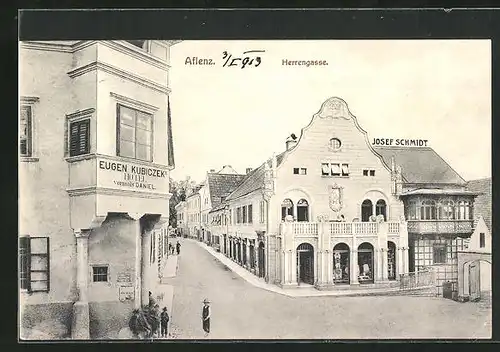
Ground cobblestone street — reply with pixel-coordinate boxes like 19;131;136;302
169;239;491;340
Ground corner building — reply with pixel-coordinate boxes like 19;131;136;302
209;97;479;292
19;40;178;339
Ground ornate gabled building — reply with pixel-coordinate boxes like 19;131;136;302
208;97;481;294
19;40;179;339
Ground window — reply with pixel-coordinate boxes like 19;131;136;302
297;199;309;222
69;119;90;157
237;207;242;224
341;164;349;176
20;105;33;156
19;237;50;292
421;200;437;220
480;233;485;248
117;104;153;161
433;244;447;264
242;206;247;224
363;169;376;177
321;163;330;176
281;199;294;221
248;204;253;224
369;170;375;176
363;170;369;176
330;138;342;150
375;199;387;221
406;200;418;220
259;201;265;223
293;168;299;174
438;200;454;220
92;266;109;282
294;168;307;175
456;201;471;220
331;163;341;176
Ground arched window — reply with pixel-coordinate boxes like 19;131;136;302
438;200;454;220
281;199;294;221
297;199;309;222
456;200;471;220
420;200;437;220
361;199;373;222
375;199;387;221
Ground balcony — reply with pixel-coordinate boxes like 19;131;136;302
407;220;474;234
283;221;403;237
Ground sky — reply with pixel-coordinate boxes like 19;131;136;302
168;40;491;184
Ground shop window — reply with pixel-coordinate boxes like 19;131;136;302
433;244;447;264
117;104;153;162
92;266;109;282
19;236;50;293
480;233;485;248
20;105;33;157
281;199;294;221
420;200;437;220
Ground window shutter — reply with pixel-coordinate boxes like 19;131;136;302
19;237;31;291
69;119;90;157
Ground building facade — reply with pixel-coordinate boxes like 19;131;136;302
186;185;202;240
19;40;178;339
208;97;481;292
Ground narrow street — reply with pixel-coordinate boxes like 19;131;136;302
169;238;491;340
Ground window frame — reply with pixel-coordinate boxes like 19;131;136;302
20;105;33;157
433;244;447;264
19;236;50;293
479;233;485;248
248;204;253;224
68;118;91;157
91;265;110;283
116;103;154;162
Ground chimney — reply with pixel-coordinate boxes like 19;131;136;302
246;168;253;174
285;134;298;150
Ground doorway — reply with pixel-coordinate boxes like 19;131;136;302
297;243;314;285
258;242;265;278
469;261;480;301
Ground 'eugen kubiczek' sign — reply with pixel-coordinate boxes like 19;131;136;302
98;159;167;191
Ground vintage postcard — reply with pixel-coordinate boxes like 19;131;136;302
18;39;491;340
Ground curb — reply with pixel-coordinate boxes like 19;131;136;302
194;239;434;298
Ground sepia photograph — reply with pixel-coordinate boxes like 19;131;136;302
18;38;491;341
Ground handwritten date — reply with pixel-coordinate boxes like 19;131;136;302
222;50;265;68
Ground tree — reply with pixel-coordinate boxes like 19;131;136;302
169;176;196;228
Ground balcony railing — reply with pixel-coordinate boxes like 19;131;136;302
407;220;474;234
292;222;319;235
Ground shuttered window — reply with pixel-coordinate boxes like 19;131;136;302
69;119;90;156
19;237;50;293
20;105;32;156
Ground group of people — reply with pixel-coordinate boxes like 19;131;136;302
168;241;181;256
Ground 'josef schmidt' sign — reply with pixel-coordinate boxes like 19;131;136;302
372;138;428;147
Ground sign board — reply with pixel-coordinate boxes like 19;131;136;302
117;272;132;284
119;285;135;302
97;157;169;194
372;138;428;147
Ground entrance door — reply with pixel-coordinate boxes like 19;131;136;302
258;242;265;278
297;243;314;285
358;242;374;283
469;261;481;301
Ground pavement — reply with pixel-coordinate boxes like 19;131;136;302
195;240;432;298
168;238;492;340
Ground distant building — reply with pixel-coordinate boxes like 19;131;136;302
207;97;481;293
175;201;187;237
186;185;203;240
19;40;179;339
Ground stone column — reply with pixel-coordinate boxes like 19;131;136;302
397;246;404;279
350;249;359;285
381;248;389;281
72;229;91;340
141;230;152;306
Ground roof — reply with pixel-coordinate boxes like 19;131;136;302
467;177;492;232
207;173;247;208
400;189;480;197
186;184;203;198
226;152;286;200
373;146;466;185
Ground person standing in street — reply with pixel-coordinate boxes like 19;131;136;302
160;307;170;338
202;298;211;337
176;241;181;255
